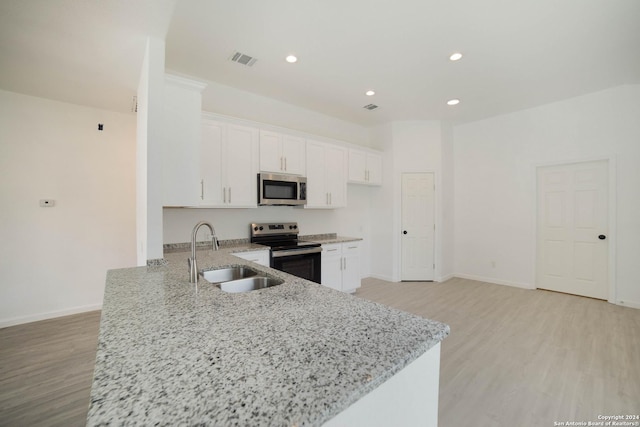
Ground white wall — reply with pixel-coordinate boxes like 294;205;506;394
440;121;455;280
198;78;372;147
369;123;395;281
163;185;374;277
137;37;166;264
369;121;449;282
453;84;640;307
0;90;137;327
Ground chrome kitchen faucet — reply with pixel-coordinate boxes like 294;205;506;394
189;221;219;283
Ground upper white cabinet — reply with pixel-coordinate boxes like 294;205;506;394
259;130;306;175
305;140;347;209
162;74;207;206
348;149;382;185
200;119;259;208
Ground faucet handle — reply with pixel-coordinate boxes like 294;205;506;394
212;235;219;251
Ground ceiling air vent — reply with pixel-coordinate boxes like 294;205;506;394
230;51;257;67
363;104;379;110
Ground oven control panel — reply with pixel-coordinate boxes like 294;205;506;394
251;222;299;237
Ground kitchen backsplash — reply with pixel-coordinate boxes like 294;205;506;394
162;186;371;244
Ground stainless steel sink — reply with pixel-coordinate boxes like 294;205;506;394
219;276;284;293
201;267;258;284
200;267;284;293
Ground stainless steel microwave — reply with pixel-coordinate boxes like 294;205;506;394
258;173;307;206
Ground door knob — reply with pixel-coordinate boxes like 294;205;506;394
403;230;408;235
598;235;606;240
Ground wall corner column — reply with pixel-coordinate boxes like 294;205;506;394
136;37;166;265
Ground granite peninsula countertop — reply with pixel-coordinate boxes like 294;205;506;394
299;233;362;245
87;245;449;427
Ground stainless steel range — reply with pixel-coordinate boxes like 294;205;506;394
250;222;321;283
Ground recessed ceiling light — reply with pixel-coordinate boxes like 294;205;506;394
285;55;298;63
365;90;375;96
447;99;460;106
449;52;463;61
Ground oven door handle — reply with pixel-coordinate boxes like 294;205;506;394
271;247;322;258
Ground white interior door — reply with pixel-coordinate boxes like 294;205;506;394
536;160;609;299
401;173;435;281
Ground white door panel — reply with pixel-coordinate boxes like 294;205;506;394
401;173;435;281
536;160;608;299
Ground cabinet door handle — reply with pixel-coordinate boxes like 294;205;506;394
348;246;357;249
327;248;338;252
200;179;204;200
344;257;347;269
329;193;332;205
229;187;231;203
223;187;227;204
284;157;287;171
280;156;284;171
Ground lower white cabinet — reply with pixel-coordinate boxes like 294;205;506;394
321;241;361;292
233;250;270;267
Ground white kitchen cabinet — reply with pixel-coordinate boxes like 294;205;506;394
233;250;270;267
348;149;382;185
321;241;362;292
341;242;362;292
200;119;259;207
305;141;346;208
321;243;343;291
162;74;207;206
259;130;305;175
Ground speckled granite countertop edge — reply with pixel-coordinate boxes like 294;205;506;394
89;243;449;427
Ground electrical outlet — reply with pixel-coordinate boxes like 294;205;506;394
39;199;55;207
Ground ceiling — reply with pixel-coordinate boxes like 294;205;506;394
0;0;177;113
1;0;639;126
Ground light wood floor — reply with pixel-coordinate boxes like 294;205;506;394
1;279;639;427
356;277;640;426
0;310;100;427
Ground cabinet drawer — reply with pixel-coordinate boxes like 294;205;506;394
322;243;342;256
342;241;361;253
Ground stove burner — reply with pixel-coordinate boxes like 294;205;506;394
249;222;322;283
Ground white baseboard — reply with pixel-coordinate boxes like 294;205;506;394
0;304;102;328
615;299;640;310
453;273;535;290
368;273;396;282
437;274;455;283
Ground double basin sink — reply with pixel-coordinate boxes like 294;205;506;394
200;266;283;293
